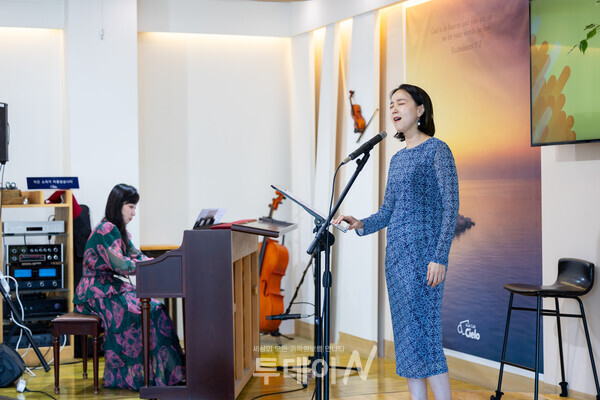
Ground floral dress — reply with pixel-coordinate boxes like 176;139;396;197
73;221;185;390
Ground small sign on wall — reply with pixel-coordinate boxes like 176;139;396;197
27;177;79;190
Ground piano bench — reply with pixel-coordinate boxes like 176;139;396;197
51;312;103;395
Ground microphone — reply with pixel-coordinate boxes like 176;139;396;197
266;313;310;321
342;131;387;164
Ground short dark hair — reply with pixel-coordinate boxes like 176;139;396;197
104;183;139;253
390;84;435;141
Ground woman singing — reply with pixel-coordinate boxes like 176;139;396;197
333;84;459;400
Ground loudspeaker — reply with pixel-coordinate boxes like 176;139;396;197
0;103;8;164
0;343;25;387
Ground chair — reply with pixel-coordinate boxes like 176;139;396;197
51;312;103;394
491;258;600;400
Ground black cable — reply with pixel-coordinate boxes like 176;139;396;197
250;385;307;400
249;375;308;400
323;162;343;321
284;369;307;386
47;214;56;243
0;164;4;284
292;301;315;307
307;161;343;398
326;162;344;259
283;256;315;315
329;163;344;224
249;365;309;400
24;388;58;399
0;163;5;222
26;346;52;369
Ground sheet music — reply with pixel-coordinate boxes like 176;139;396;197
194;208;226;228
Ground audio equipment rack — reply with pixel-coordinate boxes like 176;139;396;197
0;190;75;365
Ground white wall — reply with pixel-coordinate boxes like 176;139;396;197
0;27;64;185
541;143;600;395
137;31;293;335
333;11;381;343
137;33;190;245
136;0;406;38
0;0;141;231
0;1;140;236
137;0;291;37
310;23;342;340
137;32;292;246
289;31;317;323
0;0;63;29
290;0;406;36
64;0;141;240
0;27;64;228
290;10;384;347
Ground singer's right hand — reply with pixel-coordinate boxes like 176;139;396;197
332;215;363;230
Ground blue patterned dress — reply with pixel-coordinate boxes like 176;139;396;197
358;137;459;379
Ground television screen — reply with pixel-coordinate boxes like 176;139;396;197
530;0;600;146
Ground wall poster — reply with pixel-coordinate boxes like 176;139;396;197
405;0;542;369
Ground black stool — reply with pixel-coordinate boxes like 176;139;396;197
491;258;600;400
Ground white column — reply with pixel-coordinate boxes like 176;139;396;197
312;23;342;341
289;31;318;329
334;11;381;343
64;0;140;240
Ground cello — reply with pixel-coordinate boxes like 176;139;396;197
258;191;289;333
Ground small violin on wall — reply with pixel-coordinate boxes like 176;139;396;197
349;90;379;142
349;90;366;134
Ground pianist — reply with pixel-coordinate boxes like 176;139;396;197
73;183;185;391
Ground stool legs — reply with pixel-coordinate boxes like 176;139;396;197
576;298;600;399
51;314;102;395
534;295;541;400
53;333;100;395
493;294;600;400
554;298;568;397
492;292;515;400
53;334;60;394
93;333;99;394
82;335;88;379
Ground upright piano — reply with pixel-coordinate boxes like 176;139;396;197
136;227;262;399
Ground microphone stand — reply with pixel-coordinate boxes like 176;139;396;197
307;151;371;400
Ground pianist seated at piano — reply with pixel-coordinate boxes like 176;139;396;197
73;183;185;391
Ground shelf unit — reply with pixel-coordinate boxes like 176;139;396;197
0;190;74;364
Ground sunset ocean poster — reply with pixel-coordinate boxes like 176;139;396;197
406;0;542;367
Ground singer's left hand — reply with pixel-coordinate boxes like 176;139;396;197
427;262;446;287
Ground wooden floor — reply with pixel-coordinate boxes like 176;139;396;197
0;337;580;400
